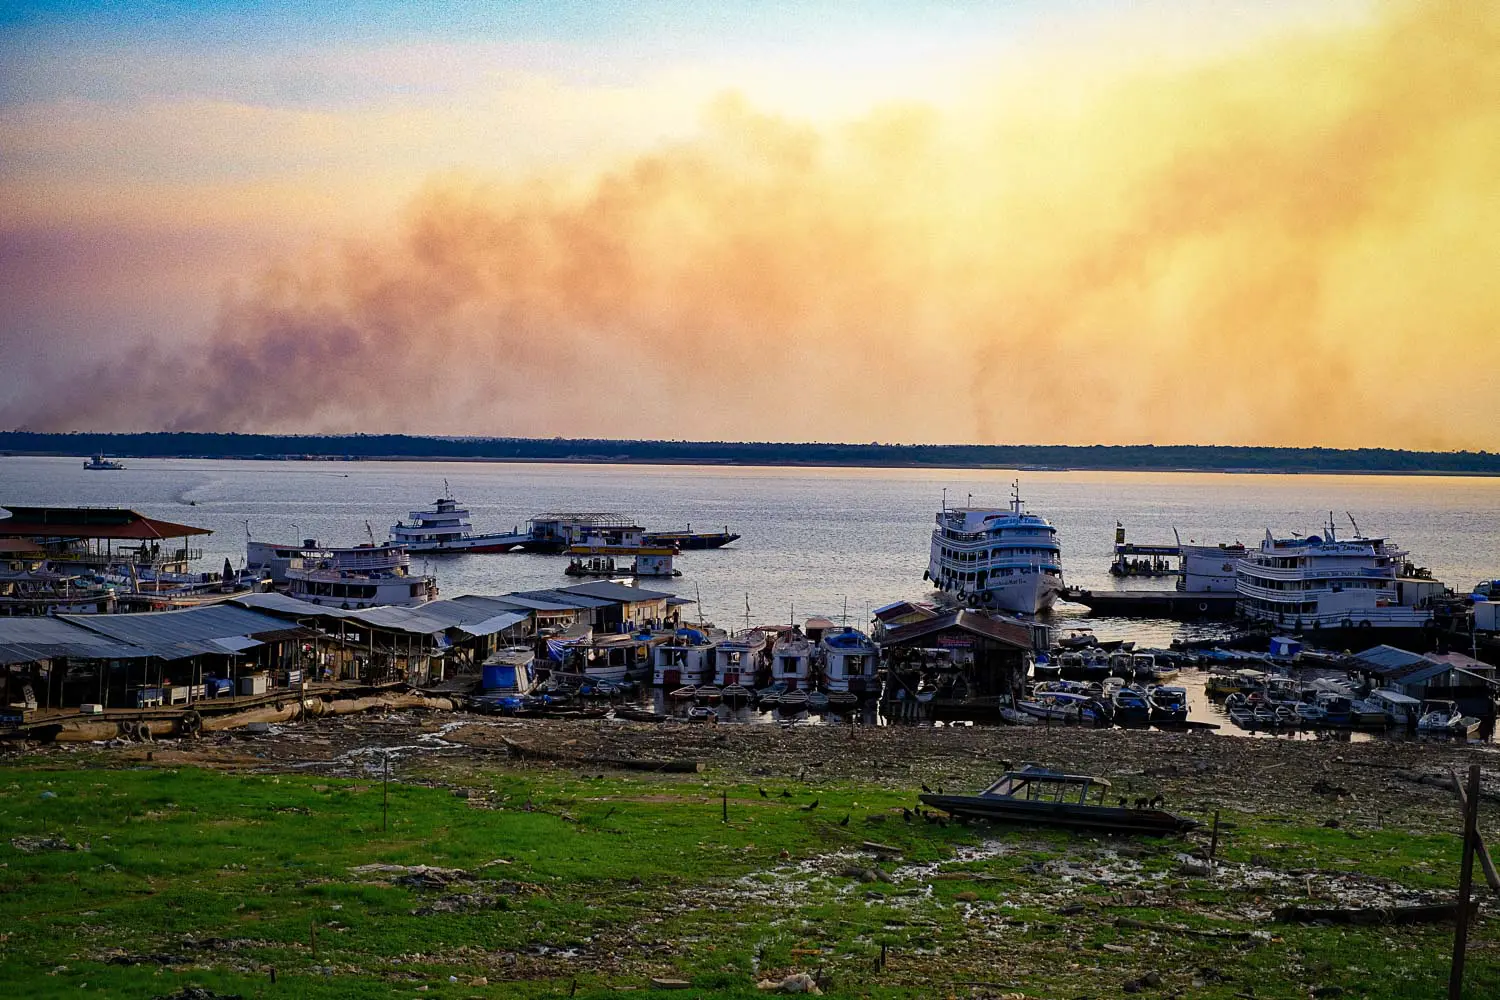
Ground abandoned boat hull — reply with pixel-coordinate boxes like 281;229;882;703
918;793;1199;835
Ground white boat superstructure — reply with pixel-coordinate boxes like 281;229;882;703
390;488;527;554
770;629;816;690
926;481;1063;615
712;629;769;686
819;626;878;694
283;542;437;609
1236;516;1447;630
652;627;724;686
1178;543;1246;592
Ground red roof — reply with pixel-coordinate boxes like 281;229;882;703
0;506;211;540
879;609;1034;650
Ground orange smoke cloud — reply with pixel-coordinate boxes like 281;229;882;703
5;0;1498;449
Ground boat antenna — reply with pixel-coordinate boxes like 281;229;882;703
842;594;849;625
941;487;947;513
695;582;705;628
1346;511;1361;537
744;592;751;633
1011;479;1022;513
443;478;451;499
243;519;252;541
366;521;377;546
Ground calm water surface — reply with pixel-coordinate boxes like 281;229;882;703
3;457;1496;644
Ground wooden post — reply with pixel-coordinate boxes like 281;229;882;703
722;789;728;824
383;753;390;832
1209;811;1221;868
1449;764;1480;1000
1448;768;1500;894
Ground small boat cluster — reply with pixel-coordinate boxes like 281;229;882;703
1204;667;1480;736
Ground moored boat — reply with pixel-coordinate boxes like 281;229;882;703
390;488;528;554
1148;685;1189;726
925;481;1064;615
919;766;1199;835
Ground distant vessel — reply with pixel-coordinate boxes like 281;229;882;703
390;487;527;554
83;454;125;470
1236;514;1448;631
925;481;1063;615
642;525;741;549
1066;536;1244;619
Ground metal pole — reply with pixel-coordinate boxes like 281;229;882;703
1449;764;1481;999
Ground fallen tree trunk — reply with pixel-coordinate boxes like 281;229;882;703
499;735;703;773
1273;902;1471;926
1114;916;1256;940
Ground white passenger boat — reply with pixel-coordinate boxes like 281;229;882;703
390;488;527;554
1236;515;1448;631
283;542;437;609
652;627;723;687
818;626;878;694
1416;700;1479;737
925;481;1063;615
712;629;769;687
770;629;816;691
83;454;125;470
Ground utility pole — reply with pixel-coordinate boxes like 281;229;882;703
1449;764;1480;999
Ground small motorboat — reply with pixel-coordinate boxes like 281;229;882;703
778;689;809;711
1295;702;1327;725
1033;653;1063;682
999;705;1037;726
920;766;1200;835
826;690;858;708
1111;685;1152;728
1148;685;1189;726
1058;630;1097;650
1417;700;1479;737
721;683;753;707
668;685;698;701
686;705;718;721
806;690;830;712
694;685;723;705
756;681;788;707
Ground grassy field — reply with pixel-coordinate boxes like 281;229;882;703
1;757;1494;999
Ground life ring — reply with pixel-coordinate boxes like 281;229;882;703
138;722;153;742
1198;602;1208;613
181;711;202;735
119;721;138;741
274;700;286;713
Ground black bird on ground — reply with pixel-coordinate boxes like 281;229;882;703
901;807;913;823
780;789;792;798
838;814;850;827
758;787;769;798
802;799;819;812
1148;794;1165;809
1133;796;1149;809
936;786;943;795
1118;797;1128;808
920;783;933;793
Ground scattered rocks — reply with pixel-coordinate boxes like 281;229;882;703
10;835;83;853
757;972;823;994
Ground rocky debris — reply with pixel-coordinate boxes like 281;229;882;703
10;835;84;853
152;990;244;1000
411;893;509;916
757;972;823;994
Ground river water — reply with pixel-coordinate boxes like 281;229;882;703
4;455;1498;735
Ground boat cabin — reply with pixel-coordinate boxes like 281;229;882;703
980;766;1112;806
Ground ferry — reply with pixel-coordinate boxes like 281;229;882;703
769;628;816;690
390;488;528;554
925;481;1064;615
652;627;723;687
83;454;125;470
283;542;437;608
1235;515;1448;632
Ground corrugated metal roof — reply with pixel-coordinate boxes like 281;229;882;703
457;611;529;637
60;605;292;661
1351;644;1432;673
0;617;147;665
234;592;359;619
557;581;676;603
512;589;615;610
879;609;1033;650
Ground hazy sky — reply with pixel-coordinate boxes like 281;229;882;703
2;1;1497;449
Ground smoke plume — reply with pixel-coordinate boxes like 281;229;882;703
4;1;1498;449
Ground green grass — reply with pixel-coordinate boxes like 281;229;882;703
0;763;1494;998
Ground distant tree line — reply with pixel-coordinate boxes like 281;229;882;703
2;431;1497;475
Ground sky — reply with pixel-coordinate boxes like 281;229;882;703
2;0;1497;449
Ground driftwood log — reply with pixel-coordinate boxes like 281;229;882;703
499;735;703;773
1114;916;1255;940
1273;902;1472;926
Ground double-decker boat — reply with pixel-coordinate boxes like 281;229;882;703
283;542;437;608
390;488;528;554
1235;515;1448;632
925;481;1063;615
818;626;878;694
